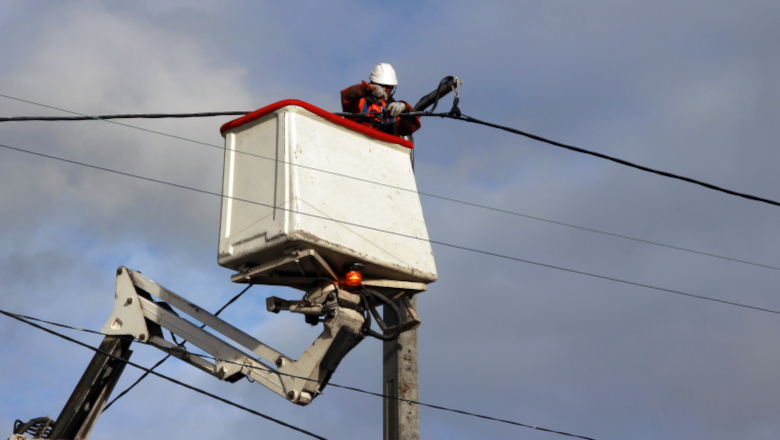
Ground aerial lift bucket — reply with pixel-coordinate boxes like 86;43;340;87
217;100;438;286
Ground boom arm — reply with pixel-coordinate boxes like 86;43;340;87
102;267;366;406
9;255;427;440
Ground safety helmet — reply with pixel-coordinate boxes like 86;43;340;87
369;63;398;86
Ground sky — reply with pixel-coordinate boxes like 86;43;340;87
1;1;780;439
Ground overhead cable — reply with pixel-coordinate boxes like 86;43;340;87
102;354;170;412
195;353;598;439
2;141;779;318
0;95;776;273
346;110;780;209
7;313;104;335
2;92;774;208
5;310;599;440
0;309;328;440
0;111;250;122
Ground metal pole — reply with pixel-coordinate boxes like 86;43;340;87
383;296;419;440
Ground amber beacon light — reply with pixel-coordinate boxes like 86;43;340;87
343;263;365;287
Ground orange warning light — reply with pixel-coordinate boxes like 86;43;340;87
345;271;363;287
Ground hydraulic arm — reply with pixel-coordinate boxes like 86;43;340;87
10;255;424;440
103;266;366;405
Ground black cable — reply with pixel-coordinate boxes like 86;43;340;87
102;354;171;411
0;309;327;440
103;284;254;411
211;284;253;318
192;353;598;440
453;112;780;208
421;111;780;209
6;310;599;440
2;141;778;317
360;287;401;341
0;112;250;122
6;313;104;335
337;110;780;208
13;417;54;438
428;76;452;113
4;98;780;269
1;91;776;208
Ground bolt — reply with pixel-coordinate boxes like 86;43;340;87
125;297;133;305
116;268;122;275
275;357;284;367
138;334;146;341
287;391;295;399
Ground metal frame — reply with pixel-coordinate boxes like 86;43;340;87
101;267;365;406
93;249;425;408
232;248;425;331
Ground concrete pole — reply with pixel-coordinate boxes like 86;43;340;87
383;296;419;440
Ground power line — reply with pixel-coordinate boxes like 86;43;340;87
4;310;600;440
102;354;170;411
2;95;774;209
2;141;779;318
194;354;598;439
7;313;104;335
0;112;250;122
342;109;780;208
212;284;253;316
405;190;780;272
0;309;328;440
2;95;777;273
432;112;780;208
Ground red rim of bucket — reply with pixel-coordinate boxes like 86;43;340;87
220;99;414;149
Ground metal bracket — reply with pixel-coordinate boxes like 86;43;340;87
231;248;338;290
365;295;421;333
451;77;462;98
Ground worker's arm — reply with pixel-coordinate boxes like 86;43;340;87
394;100;421;136
341;83;372;113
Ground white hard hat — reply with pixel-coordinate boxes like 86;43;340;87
369;63;398;86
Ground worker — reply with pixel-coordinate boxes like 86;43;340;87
340;63;421;137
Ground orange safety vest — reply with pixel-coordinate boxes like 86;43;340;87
340;83;421;137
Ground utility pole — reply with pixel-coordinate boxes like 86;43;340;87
383;297;419;440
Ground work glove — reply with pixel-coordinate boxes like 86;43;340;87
367;83;387;101
387;102;407;118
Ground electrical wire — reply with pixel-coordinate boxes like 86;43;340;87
5;313;104;335
2;141;779;319
103;284;254;411
0;309;328;440
102;354;171;411
0;112;250;122
343;110;780;209
212;284;253;317
2;310;600;440
192;354;598;439
1;94;778;273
